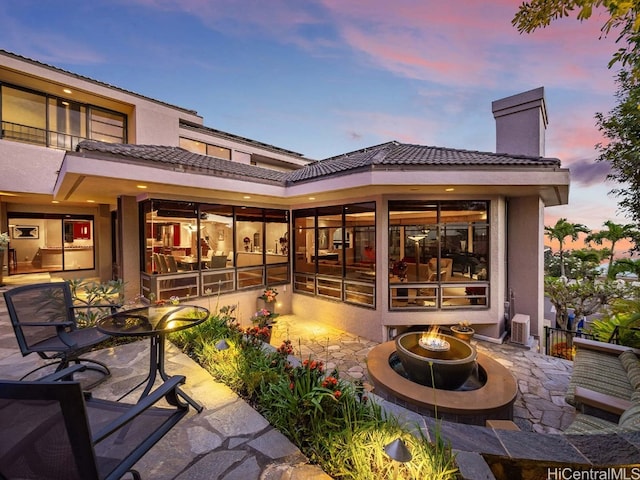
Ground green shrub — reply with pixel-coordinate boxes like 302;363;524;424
588;298;640;348
67;278;124;327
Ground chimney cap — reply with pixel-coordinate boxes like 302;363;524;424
492;87;547;126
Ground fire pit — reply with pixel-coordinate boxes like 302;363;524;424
395;330;477;390
418;328;451;352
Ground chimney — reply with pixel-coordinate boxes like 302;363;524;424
492;87;547;157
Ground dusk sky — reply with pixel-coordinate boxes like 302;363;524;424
0;0;631;231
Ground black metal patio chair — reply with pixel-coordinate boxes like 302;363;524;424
3;282;117;383
0;368;190;479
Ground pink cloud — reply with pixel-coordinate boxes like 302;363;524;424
123;0;621;95
318;0;618;92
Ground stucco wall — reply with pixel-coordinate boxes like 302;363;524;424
133;103;183;146
292;293;385;343
0;140;64;194
96;204;113;281
507;196;544;339
117;196;141;301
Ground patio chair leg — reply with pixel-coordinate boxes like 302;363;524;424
63;357;111;378
127;468;142;480
19;361;65;381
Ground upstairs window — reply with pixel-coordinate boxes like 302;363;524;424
0;83;126;149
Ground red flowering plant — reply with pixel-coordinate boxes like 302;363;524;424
251;308;279;327
260;356;357;449
267;339;295;371
244;325;271;346
259;287;279;303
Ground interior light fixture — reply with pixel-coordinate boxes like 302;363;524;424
86;200;95;203
136;185;148;189
308;197;316;200
51;200;60;204
445;187;455;192
407;234;427;244
243;195;251;199
61;101;69;106
63;88;72;94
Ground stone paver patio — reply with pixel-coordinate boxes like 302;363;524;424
0;274;587;479
271;315;576;433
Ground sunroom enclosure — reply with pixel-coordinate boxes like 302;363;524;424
388;200;489;309
139;199;289;302
293;202;376;307
138;198;490;311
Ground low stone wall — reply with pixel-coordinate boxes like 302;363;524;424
370;390;640;480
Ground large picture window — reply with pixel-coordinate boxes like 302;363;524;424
7;213;95;274
139;199;289;301
388;200;489;309
1;83;126;150
293;202;376;308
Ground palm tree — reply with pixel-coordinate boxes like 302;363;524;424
609;258;640;278
585;220;638;277
571;248;605;279
545;218;591;277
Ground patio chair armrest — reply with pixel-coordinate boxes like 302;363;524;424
21;320;74;328
38;364;87;382
70;303;123;314
574;386;633;416
91;375;188;443
21;321;78;348
573;337;640;356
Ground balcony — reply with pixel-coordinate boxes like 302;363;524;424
1;121;87;151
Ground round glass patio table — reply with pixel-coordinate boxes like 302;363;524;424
97;304;209;412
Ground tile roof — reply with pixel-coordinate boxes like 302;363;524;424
76;140;562;186
180;121;307;159
285;141;562;183
76;141;288;185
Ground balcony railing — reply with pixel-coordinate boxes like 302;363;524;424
544;326;595;360
1;121;87;151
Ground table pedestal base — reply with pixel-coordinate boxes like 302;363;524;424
119;333;203;412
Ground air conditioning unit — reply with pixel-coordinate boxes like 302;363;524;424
511;314;530;345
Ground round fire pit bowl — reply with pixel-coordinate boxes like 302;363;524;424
395;331;477;390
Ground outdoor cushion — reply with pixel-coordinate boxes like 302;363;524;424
618;391;640;429
619;350;639;371
619;350;640;390
565;391;640;434
619;402;640;429
566;348;634;406
564;414;620;435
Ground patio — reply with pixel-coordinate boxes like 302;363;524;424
269;315;577;434
0;276;580;478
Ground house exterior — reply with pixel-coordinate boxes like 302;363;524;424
0;50;569;343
